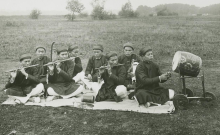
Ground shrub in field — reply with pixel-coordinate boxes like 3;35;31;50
66;0;85;21
78;12;89;18
5;21;17;27
91;6;116;20
29;9;41;19
91;0;116;20
64;14;76;21
119;1;139;18
157;8;178;16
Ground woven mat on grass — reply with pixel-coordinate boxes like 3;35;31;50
2;92;175;114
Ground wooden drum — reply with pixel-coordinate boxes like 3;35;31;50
172;51;202;77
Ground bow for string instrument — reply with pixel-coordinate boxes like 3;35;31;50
43;57;77;67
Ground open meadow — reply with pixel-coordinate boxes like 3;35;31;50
0;15;220;135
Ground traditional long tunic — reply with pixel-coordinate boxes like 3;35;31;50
72;57;83;77
118;54;141;86
85;55;107;82
95;65;126;102
135;60;169;104
5;67;40;96
31;56;51;83
47;60;80;95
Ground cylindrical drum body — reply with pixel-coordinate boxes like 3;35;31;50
172;51;202;77
82;95;95;103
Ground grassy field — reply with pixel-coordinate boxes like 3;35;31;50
0;15;220;135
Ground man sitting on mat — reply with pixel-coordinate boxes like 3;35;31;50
132;47;174;108
46;46;84;101
31;45;51;84
118;42;141;89
4;53;44;104
95;51;127;102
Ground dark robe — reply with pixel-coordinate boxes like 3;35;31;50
5;67;40;97
85;55;107;82
47;60;80;95
134;60;169;105
72;57;83;77
95;65;126;102
118;54;141;86
31;56;51;83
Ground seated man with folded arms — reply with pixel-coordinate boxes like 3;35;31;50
31;45;51;83
133;47;174;108
46;46;84;101
95;51;127;102
4;53;44;104
118;42;141;89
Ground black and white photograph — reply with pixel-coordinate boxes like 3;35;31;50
0;0;220;134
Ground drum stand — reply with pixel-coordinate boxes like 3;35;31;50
173;70;217;110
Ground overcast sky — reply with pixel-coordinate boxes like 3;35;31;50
0;0;220;15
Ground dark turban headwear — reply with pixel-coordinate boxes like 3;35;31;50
68;45;79;52
106;51;117;60
19;53;31;61
56;46;68;54
35;45;46;52
139;47;152;57
123;42;134;50
93;44;104;52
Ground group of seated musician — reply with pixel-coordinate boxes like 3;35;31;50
3;42;175;108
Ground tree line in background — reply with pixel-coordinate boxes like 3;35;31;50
30;0;220;20
137;3;220;17
66;0;138;20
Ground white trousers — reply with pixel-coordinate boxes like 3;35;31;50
72;72;92;89
169;89;175;99
7;83;44;104
91;82;128;99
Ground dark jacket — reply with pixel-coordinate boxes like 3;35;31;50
5;67;40;89
31;56;51;77
118;54;141;72
85;55;107;82
47;60;79;95
5;67;40;96
135;60;165;92
134;60;169;104
48;60;74;83
95;65;126;102
72;57;83;77
118;54;141;85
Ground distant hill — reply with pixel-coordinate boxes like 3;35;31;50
199;4;220;15
136;3;220;16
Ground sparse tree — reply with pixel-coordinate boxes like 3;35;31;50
66;0;85;21
30;9;41;19
119;1;138;18
91;0;116;20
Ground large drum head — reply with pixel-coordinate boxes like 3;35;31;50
172;51;181;72
172;51;202;77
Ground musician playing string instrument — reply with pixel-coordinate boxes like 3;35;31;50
31;45;50;83
118;42;141;88
95;51;127;102
132;47;174;108
4;53;44;103
46;47;84;101
85;44;107;82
